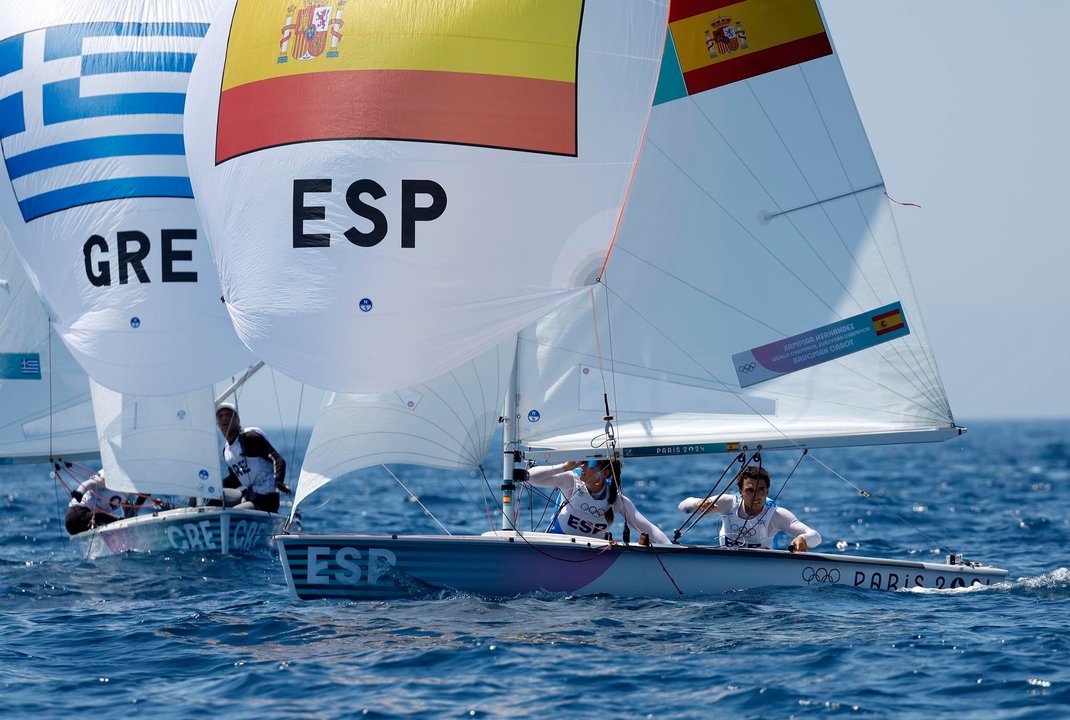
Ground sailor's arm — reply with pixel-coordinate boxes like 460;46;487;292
678;495;732;516
527;462;580;492
71;475;105;502
774;507;821;551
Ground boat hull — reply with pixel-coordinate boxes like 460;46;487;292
275;532;1009;601
71;507;286;560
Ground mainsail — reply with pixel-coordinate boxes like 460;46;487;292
185;0;670;393
515;0;957;457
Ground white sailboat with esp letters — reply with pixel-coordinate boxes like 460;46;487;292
184;0;1006;598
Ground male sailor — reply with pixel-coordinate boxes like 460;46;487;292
528;459;671;544
215;402;291;513
679;465;821;551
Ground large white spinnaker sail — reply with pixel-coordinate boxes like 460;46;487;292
0;226;96;461
185;0;670;393
517;1;956;457
0;1;254;396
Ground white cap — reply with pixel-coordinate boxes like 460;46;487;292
216;401;238;415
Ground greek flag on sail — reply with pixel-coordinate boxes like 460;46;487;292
0;353;41;380
0;22;206;222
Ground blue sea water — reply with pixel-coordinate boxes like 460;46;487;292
2;419;1068;719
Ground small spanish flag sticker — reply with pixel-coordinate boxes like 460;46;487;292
872;308;906;336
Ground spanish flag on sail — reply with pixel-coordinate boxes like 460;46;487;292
872;308;906;336
216;0;583;163
667;0;832;96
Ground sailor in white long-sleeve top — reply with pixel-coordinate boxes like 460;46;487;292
679;465;821;552
528;459;671;545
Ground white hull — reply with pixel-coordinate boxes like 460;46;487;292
71;507;286;560
276;531;1009;601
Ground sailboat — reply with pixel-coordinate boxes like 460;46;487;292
184;0;1007;598
0;225;97;463
0;1;285;558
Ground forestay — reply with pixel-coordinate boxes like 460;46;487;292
0;1;254;396
90;380;223;498
516;1;956;457
0;226;96;461
185;0;670;393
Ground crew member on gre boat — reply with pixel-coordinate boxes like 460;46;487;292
528;459;671;544
215;402;291;513
64;473;145;535
678;465;821;552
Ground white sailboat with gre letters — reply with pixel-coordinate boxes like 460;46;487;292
183;0;1006;598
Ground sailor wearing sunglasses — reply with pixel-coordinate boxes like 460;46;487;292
527;459;670;544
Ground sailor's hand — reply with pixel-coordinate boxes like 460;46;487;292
278;483;292;496
789;537;808;553
562;460;582;471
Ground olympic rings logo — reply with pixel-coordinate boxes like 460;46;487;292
580;503;605;517
729;525;758;537
738;362;756;373
801;567;841;584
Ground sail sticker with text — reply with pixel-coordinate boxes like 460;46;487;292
654;0;832;104
216;0;584;163
0;353;41;380
732;302;910;388
0;23;206;221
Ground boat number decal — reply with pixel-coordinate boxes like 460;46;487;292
801;567;840;584
527;410;540;422
166;520;219;551
305;546;398;585
732;301;910;388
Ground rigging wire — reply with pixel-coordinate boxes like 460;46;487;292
381;464;452;536
806;453;956;556
675;451;749;542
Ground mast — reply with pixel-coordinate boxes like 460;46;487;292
500;340;521;533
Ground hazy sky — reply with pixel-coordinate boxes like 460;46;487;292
229;2;1068;426
821;0;1069;419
